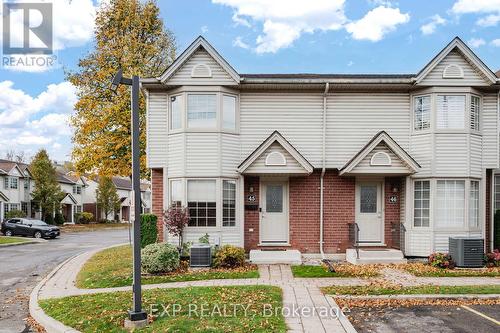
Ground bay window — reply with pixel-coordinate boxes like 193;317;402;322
414;95;430;131
436;95;465;129
470;95;480;131
223;180;236;227
170;95;183;130
170;179;183;207
187;180;216;227
223;95;236;130
187;94;217;128
413;180;430;227
469;181;479;228
435;180;465;228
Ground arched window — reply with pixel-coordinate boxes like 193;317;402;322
370;152;392;166
265;152;286;166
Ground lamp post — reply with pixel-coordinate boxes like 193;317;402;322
110;69;147;328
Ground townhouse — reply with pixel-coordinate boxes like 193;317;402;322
143;36;500;260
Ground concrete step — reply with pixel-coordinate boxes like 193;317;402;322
249;249;302;265
346;248;407;265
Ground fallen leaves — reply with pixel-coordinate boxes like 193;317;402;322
395;262;500;277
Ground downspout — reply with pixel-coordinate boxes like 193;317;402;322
320;82;330;259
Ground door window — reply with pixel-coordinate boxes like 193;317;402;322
360;185;377;213
266;185;283;213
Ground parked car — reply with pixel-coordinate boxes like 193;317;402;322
1;218;60;239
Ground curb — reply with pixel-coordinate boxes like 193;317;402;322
0;238;47;247
330;293;500;300
325;295;357;333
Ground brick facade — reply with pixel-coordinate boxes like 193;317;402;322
151;168;164;242
244;176;260;251
384;177;402;249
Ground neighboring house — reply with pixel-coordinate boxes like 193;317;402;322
0;159;33;222
143;36;500;259
83;176;151;222
55;167;87;224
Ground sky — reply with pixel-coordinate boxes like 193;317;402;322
1;0;500;162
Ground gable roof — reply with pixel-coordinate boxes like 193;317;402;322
415;37;497;85
238;131;314;174
0;160;26;177
60;192;77;205
340;131;420;175
158;36;240;84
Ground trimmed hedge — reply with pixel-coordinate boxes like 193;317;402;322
141;242;179;274
141;214;158;248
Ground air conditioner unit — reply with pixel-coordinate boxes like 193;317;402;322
449;237;484;268
190;244;212;267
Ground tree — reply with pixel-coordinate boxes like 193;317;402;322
69;0;176;178
96;176;121;221
5;150;27;163
163;205;190;248
30;150;65;222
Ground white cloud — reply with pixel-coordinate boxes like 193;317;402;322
0;81;76;161
467;37;486;48
476;14;500;27
346;6;410;42
420;15;447;35
213;0;347;53
201;26;209;34
491;39;500;47
233;36;250;49
347;60;354;67
451;0;500;14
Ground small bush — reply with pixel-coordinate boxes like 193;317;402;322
213;245;246;268
428;252;455;269
141;214;158;248
5;209;26;219
199;233;210;244
76;212;93;224
141;242;180;274
44;213;54;224
54;212;65;225
485;249;500;267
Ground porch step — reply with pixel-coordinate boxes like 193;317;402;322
249;249;302;265
346;248;407;265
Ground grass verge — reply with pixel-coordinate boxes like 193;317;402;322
61;223;129;233
0;236;31;245
40;285;286;333
399;263;500;277
291;264;379;278
322;284;500;296
77;245;259;289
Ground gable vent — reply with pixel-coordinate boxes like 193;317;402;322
191;63;212;78
265;152;286;166
370;152;392;166
442;64;464;79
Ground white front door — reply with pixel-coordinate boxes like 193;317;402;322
356;181;383;243
261;181;288;243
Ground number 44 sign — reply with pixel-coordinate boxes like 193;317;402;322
389;195;397;204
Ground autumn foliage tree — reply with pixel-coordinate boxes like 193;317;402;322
95;176;121;221
164;205;190;248
69;0;176;177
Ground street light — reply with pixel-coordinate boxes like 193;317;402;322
110;69;147;329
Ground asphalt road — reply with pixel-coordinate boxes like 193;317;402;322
350;304;500;333
0;229;129;333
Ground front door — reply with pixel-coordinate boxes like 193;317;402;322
261;181;288;243
356;181;383;243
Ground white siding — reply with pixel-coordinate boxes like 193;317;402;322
169;48;237;86
419;49;489;86
350;142;411;174
221;134;240;177
167;230;242;247
470;135;482;178
482;93;499;168
433;231;482;252
245;142;308;174
186;133;219;176
167;134;184;177
327;93;410;168
434;134;468;176
406;231;432;256
147;91;168;168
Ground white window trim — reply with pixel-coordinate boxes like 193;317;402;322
435;93;467;132
221;93;239;133
470;94;482;133
186;93;219;130
412;94;432;133
169;94;184;132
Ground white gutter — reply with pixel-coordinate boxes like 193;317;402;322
320;82;330;259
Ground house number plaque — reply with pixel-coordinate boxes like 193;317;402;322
389;195;397;203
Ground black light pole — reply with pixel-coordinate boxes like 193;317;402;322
111;69;147;327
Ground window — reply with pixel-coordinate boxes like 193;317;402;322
21;202;28;215
495;175;500;211
470;95;480;131
266;184;284;213
3;177;7;189
223;95;236;130
10;177;18;189
170;95;183;130
76;205;82;213
170;179;183;207
435;180;465;228
360;185;377;213
187;94;217;128
4;203;19;215
414;180;430;227
73;185;82;195
414;95;431;130
223;180;236;227
24;179;29;190
187;180;216;227
469;181;479;228
436;95;465;129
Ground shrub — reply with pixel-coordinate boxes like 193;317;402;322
485;249;500;267
44;213;54;224
5;209;26;219
199;233;210;244
428;252;455;269
141;214;158;248
213;245;246;268
163;205;189;247
141;243;180;274
54;212;65;225
75;212;93;224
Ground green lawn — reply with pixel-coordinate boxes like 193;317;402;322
291;264;379;278
77;245;259;289
40;286;286;333
322;284;500;296
401;263;500;277
0;236;31;245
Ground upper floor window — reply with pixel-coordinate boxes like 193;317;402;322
470;95;480;131
4;177;18;189
223;95;236;130
414;95;430;131
187;94;217;128
24;179;29;190
436;95;465;129
170;95;183;130
73;185;82;195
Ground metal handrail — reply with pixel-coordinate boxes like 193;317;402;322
350;222;383;259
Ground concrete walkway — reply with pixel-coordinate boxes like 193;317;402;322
32;249;500;333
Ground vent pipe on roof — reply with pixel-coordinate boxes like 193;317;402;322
320;82;329;259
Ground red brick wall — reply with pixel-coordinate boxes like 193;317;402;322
486;169;492;252
151;168;164;242
244;176;260;251
384;177;402;248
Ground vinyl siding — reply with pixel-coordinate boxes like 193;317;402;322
167;134;184;177
244;141;308;174
434;134;468;176
409;134;432;177
434;231;482;252
350;142;411;174
406;231;432;256
146;91;168;168
169;48;237;86
167;230;242;247
186;133;219;176
470;135;482;178
419;49;489;86
221;134;240;177
482;93;499;168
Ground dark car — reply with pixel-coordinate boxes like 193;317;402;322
1;218;60;239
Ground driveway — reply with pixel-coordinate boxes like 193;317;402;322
0;229;128;333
